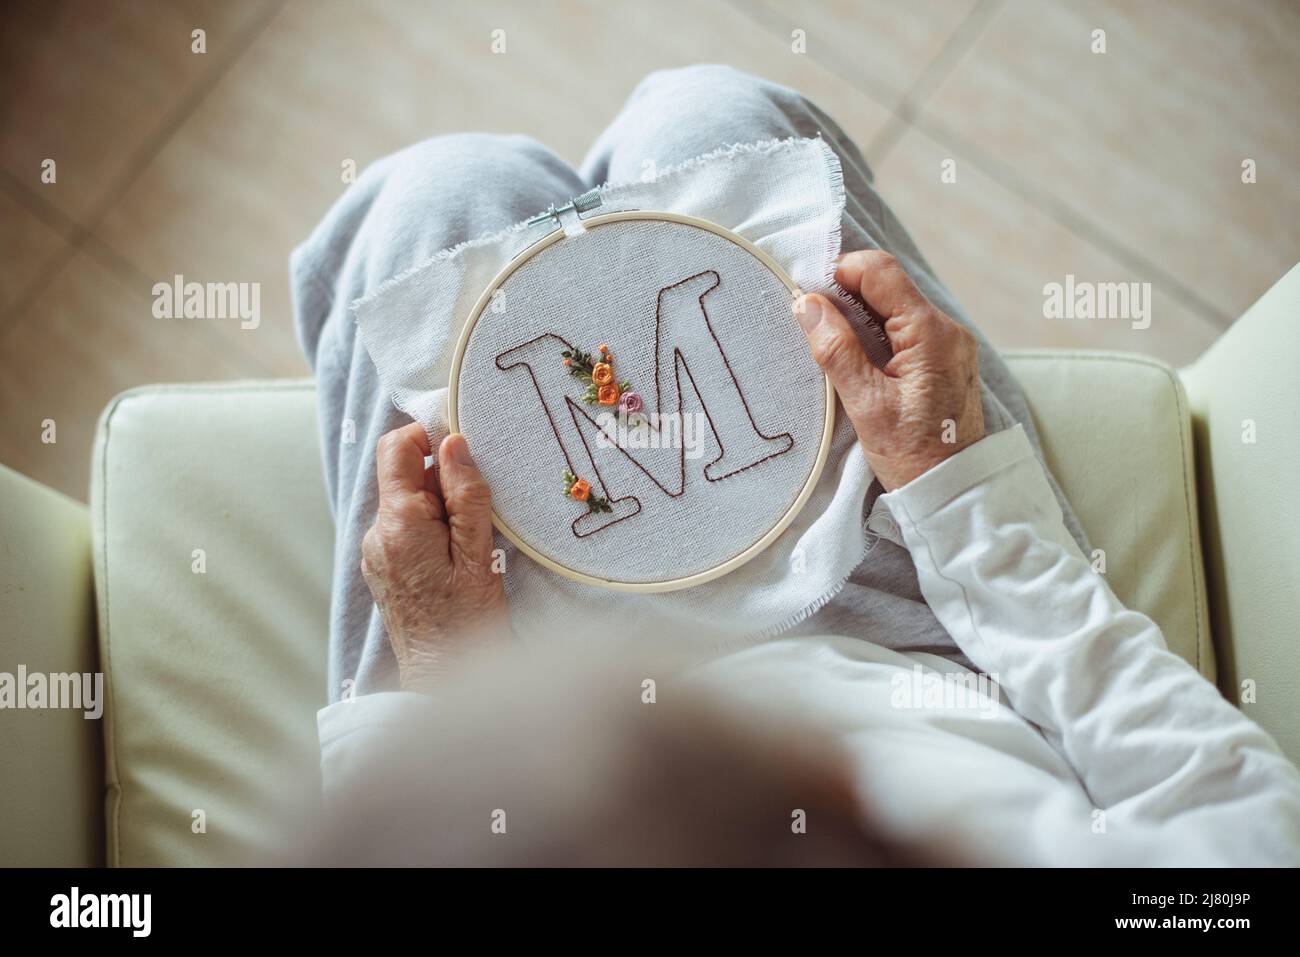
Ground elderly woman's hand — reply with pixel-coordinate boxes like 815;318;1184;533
794;250;986;491
361;424;509;691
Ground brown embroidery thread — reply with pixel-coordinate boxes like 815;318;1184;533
497;333;644;539
494;270;795;538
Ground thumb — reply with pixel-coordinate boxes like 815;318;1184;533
437;433;497;570
794;293;887;434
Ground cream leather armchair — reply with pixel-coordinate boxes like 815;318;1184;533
2;265;1297;867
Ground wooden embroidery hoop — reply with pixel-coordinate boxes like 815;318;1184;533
447;209;836;593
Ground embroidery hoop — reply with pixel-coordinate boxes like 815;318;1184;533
447;209;836;593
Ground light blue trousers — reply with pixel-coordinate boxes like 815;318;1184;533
291;65;1084;701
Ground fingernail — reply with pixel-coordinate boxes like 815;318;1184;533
837;251;865;279
793;295;823;332
446;433;474;466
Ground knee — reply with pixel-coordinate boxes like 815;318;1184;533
365;133;579;230
633;64;760;97
378;133;567;196
624;64;802;143
631;64;791;113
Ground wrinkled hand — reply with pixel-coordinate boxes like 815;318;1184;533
794;250;985;491
361;424;509;691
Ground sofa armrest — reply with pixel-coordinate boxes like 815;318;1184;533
1181;263;1300;764
0;464;104;866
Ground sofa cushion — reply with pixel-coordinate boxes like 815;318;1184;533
1006;352;1212;678
91;381;331;866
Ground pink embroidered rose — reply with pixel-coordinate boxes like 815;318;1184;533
619;391;643;414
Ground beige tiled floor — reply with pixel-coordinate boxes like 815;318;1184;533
922;0;1300;322
0;191;67;314
2;0;1297;500
0;0;273;223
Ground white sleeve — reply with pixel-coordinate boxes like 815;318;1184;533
317;691;436;804
879;425;1300;864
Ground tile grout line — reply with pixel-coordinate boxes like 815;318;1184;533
900;0;1231;327
908;110;1234;327
735;0;1232;330
0;245;79;351
862;0;1231;328
0;167;87;244
83;0;287;229
91;230;282;377
721;0;909;117
0;0;286;339
867;0;1004;165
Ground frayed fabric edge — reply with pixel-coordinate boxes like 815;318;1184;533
594;133;833;200
672;530;875;655
807;138;894;372
723;137;873;647
349;135;842;319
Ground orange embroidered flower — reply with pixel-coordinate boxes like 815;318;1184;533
591;362;614;386
597;383;621;405
570;478;591;502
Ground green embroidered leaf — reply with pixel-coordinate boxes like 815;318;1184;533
561;348;596;382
